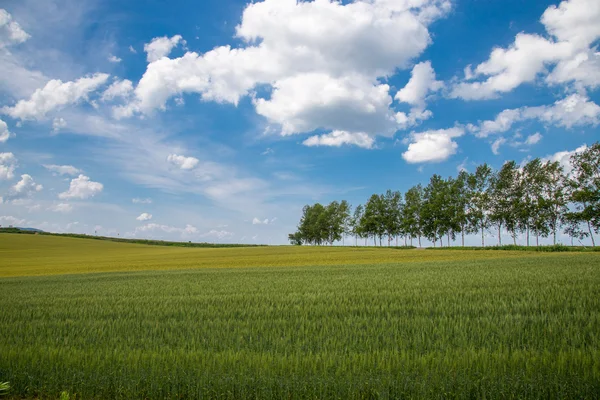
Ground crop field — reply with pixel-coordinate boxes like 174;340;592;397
0;234;599;399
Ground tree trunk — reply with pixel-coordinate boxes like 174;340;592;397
513;233;517;246
553;226;557;245
447;232;451;248
404;236;407;247
396;237;398;247
418;236;422;248
588;221;596;247
481;225;485;247
440;236;443;247
536;234;539;247
498;225;502;246
462;228;465;247
526;226;530;247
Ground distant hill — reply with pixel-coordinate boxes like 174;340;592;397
16;227;45;233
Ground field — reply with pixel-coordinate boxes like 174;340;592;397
0;234;599;399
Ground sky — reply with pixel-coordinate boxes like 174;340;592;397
0;0;599;246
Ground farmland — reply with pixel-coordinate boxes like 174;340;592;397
0;234;599;399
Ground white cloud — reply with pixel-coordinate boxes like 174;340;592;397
48;203;73;213
3;174;43;202
58;174;103;200
491;137;506;155
470;93;600;137
0;152;17;180
136;212;153;221
108;54;121;63
542;144;588;174
132;197;152;204
167;154;199;170
0;118;10;142
451;0;600;99
135;222;199;238
395;61;443;108
27;204;41;212
302;130;375;149
255;73;397;137
541;0;600;49
201;229;233;239
395;108;433;130
402;127;464;163
2;73;110;120
129;45;137;54
252;217;276;225
101;79;133;102
524;132;543;145
43;164;81;176
0;215;25;226
0;9;30;48
52;117;67;133
122;0;450;140
450;34;571;100
144;35;183;62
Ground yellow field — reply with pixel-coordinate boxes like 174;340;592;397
0;233;589;277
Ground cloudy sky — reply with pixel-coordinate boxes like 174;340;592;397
0;0;598;245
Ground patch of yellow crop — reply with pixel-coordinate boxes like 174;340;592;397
0;233;584;277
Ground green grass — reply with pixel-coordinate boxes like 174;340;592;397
0;235;599;399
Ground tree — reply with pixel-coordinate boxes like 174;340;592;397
351;204;365;246
288;232;303;245
403;185;424;247
363;194;386;246
565;143;600;247
468;164;493;247
422;175;450;247
490;161;521;245
383;190;403;246
450;171;471;247
538;161;567;245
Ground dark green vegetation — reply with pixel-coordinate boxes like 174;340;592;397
1;236;599;399
0;227;263;248
291;142;600;248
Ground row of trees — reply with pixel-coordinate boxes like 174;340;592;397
289;143;600;247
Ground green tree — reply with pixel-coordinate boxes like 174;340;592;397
490;161;521;245
467;164;493;247
565;143;600;247
402;185;424;247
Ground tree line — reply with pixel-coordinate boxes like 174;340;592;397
289;143;600;247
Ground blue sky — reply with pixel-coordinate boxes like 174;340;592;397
0;0;599;245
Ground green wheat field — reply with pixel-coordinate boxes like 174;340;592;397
1;234;599;399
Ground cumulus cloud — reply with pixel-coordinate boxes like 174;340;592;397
302;130;375;149
43;164;82;176
167;154;199;170
0;9;30;48
395;61;443;108
144;35;183;62
136;212;153;221
524;132;543;145
108;54;121;63
48;203;73;213
402;127;464;163
491;137;506;155
470;93;600;137
0;152;17;180
201;229;233;239
542;144;588;174
0;215;26;226
135;223;199;238
119;0;450;141
451;0;600;99
58;174;103;200
52;117;67;133
3;174;43;202
0;118;10;142
2;73;110;120
132;197;152;204
101;79;134;102
252;217;276;225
